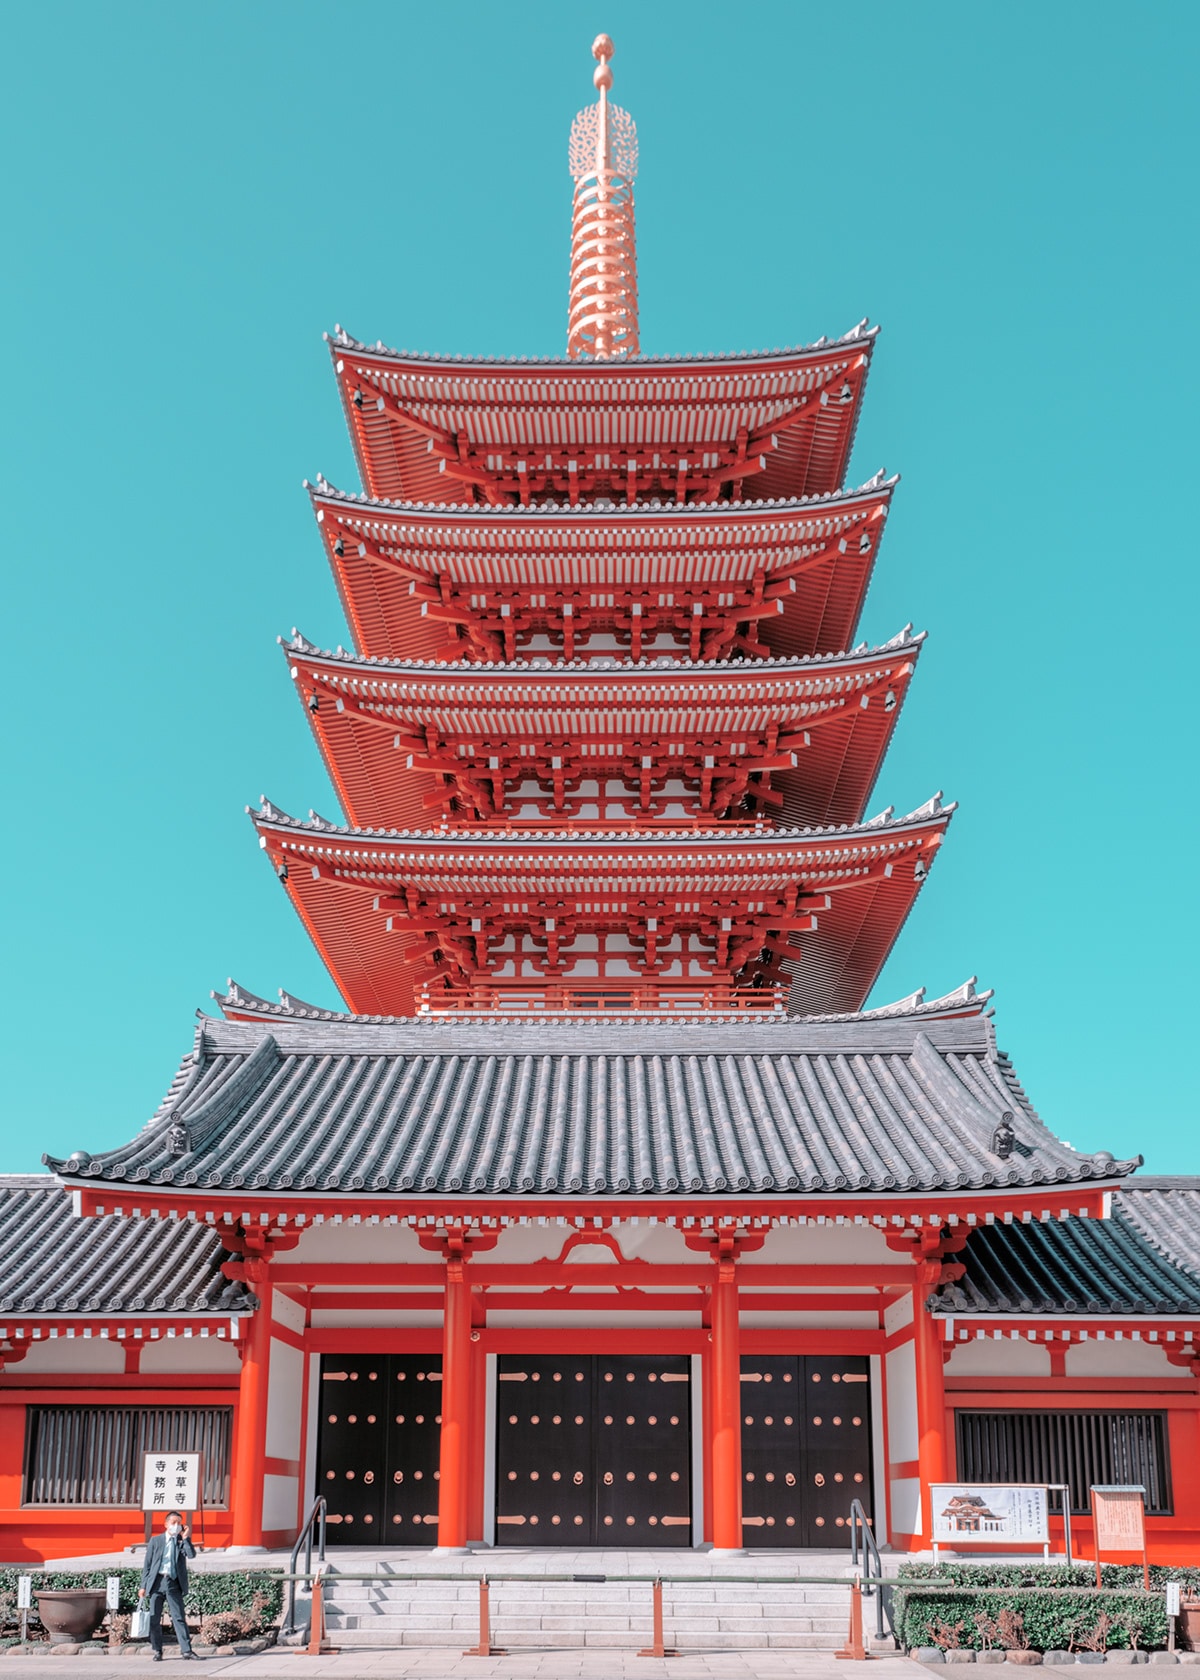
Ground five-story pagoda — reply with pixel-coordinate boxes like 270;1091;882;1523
253;34;949;1023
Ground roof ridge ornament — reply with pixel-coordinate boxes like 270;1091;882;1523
567;34;639;360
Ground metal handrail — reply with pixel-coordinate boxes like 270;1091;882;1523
282;1497;326;1637
849;1498;891;1640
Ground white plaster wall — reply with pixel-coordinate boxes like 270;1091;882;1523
885;1339;918;1462
891;1475;921;1535
309;1309;443;1328
272;1292;306;1334
741;1223;893;1264
739;1311;879;1328
488;1221;692;1264
1065;1339;1179;1377
944;1338;1052;1376
263;1472;299;1533
487;1310;701;1328
288;1223;428;1263
884;1293;914;1336
265;1340;304;1459
16;1338;126;1372
140;1337;241;1373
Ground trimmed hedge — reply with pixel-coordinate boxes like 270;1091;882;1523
898;1562;1200;1592
894;1586;1168;1653
891;1567;1190;1654
0;1566;282;1639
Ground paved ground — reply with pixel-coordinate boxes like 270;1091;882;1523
0;1654;916;1679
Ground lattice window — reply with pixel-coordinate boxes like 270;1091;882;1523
24;1406;232;1507
955;1409;1171;1515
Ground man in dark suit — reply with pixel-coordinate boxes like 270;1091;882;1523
139;1511;197;1660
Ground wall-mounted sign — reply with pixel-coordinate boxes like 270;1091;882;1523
141;1452;201;1512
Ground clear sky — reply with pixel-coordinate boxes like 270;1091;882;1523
2;1;1197;1175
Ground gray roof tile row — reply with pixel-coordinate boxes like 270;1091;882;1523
936;1186;1200;1315
0;1178;255;1315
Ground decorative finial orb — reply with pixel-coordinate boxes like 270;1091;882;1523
594;60;614;91
592;33;614;60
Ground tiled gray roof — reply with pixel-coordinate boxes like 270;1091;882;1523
44;1014;1136;1198
0;1178;255;1314
934;1185;1200;1315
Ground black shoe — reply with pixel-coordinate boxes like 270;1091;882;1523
151;1656;162;1663
181;1656;198;1662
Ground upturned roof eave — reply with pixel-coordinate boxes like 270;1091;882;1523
282;626;926;683
251;792;954;848
306;469;897;522
326;320;880;374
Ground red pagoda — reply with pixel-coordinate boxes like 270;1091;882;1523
253;33;947;1025
12;37;1196;1591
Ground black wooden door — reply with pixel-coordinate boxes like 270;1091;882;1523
382;1356;444;1541
740;1354;871;1547
495;1354;691;1546
316;1354;443;1545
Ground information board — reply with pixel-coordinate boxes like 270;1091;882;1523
931;1483;1050;1547
1091;1485;1148;1587
141;1451;201;1512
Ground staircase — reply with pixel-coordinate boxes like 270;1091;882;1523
315;1555;871;1651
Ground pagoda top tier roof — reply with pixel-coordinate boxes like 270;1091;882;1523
44;1006;1138;1200
328;320;878;370
329;323;876;505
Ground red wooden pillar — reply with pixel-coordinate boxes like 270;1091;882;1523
912;1260;947;1544
231;1258;271;1547
467;1327;487;1544
437;1245;472;1550
710;1249;743;1551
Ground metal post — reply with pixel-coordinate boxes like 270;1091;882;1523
305;1572;324;1657
464;1576;504;1657
835;1576;871;1662
638;1577;678;1658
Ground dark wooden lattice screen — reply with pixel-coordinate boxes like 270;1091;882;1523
955;1410;1170;1515
24;1407;232;1507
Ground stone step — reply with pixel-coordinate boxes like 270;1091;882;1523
313;1567;864;1651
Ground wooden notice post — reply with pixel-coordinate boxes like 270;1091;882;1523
1091;1486;1149;1590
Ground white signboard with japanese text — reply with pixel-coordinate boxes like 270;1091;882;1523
931;1483;1050;1546
141;1451;201;1512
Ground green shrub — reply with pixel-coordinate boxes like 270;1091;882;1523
0;1566;282;1639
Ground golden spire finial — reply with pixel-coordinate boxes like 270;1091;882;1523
567;33;639;360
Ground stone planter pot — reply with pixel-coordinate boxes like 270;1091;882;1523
1179;1601;1200;1653
34;1589;108;1647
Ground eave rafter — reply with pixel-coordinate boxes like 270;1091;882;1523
309;477;892;664
251;799;951;1018
287;635;921;829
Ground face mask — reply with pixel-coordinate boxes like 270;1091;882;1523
167;1523;180;1535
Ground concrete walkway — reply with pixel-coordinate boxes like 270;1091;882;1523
0;1654;918;1679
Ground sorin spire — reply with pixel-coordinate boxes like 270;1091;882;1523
567;33;640;359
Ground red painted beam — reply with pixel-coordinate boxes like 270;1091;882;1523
304;1288;887;1314
282;1263;909;1286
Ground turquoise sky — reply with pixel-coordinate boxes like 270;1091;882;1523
2;1;1197;1173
